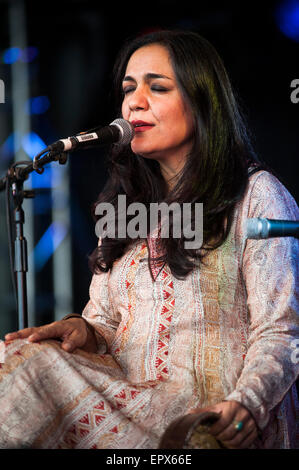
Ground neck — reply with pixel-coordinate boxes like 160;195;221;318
158;157;186;191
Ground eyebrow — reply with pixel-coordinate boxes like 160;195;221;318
122;72;172;83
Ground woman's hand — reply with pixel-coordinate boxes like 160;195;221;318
197;400;259;449
4;317;97;353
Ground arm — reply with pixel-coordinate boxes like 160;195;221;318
5;269;119;355
5;242;120;355
82;269;120;354
225;171;299;429
5;316;98;354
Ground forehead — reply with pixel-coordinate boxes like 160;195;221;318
125;43;174;78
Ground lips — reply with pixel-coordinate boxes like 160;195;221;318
131;120;155;133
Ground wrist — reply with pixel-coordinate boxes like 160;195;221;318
62;313;84;321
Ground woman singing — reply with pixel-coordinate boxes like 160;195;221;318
1;30;298;449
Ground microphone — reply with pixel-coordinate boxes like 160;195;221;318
246;218;299;239
48;118;134;153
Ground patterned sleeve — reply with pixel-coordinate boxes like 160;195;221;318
225;171;299;430
82;246;120;354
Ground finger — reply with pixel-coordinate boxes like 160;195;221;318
215;415;250;442
61;326;86;352
209;409;237;436
27;322;65;342
224;426;258;449
221;419;257;448
5;328;36;340
237;427;259;449
211;403;252;439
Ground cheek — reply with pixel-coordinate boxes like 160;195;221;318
163;108;192;137
161;98;191;127
121;100;129;119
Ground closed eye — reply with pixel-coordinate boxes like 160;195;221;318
122;85;169;95
123;86;135;95
151;85;168;92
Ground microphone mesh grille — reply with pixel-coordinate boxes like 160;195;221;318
110;118;135;145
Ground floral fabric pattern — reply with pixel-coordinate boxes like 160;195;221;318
0;170;298;449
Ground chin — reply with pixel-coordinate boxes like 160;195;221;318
135;151;162;161
131;145;155;157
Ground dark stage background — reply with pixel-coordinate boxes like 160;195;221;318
0;0;298;335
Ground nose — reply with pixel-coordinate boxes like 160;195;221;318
128;86;149;111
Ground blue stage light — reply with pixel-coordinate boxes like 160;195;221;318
2;46;38;64
21;132;52;189
33;222;68;271
0;132;22;161
21;132;64;189
25;96;50;115
30;166;52;189
3;47;21;64
276;0;299;41
21;131;46;159
20;46;39;63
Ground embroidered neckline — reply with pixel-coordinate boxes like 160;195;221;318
146;235;166;281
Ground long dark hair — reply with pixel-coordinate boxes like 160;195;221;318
89;29;264;279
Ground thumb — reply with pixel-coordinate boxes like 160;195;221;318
61;326;86;353
189;405;222;416
204;403;223;414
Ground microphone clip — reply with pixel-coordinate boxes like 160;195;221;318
32;149;69;174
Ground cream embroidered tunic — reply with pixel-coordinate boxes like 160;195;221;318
0;170;298;448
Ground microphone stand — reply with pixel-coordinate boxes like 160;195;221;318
0;150;68;330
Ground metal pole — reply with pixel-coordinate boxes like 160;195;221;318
9;0;35;327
